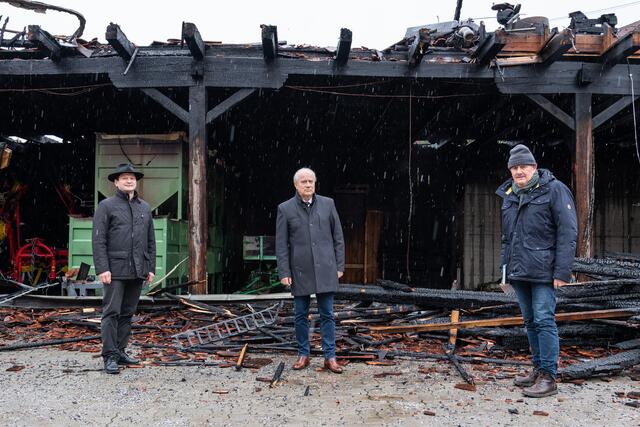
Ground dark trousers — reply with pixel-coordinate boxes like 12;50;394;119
294;292;336;360
101;279;143;358
511;280;559;378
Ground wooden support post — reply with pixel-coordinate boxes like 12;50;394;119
574;92;594;258
189;82;208;294
335;28;352;66
261;25;278;62
27;25;61;61
105;23;135;60
182;22;206;60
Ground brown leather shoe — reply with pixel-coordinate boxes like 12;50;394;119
523;371;558;398
292;356;310;370
324;358;343;374
514;368;540;387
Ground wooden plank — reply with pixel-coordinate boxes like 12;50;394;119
500;32;549;54
593;95;639;129
526;94;575;130
574;92;594;258
368;309;637;333
182;22;206;60
364;210;383;284
26;25;61;62
140;88;189;124
448;310;460;349
261;25;278;62
105;23;135;60
189;82;208;294
335;28;352;66
205;88;255;124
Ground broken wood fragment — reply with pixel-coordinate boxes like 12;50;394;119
235;344;248;371
270;361;285;388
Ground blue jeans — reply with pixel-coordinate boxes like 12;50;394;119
511;280;559;378
294;292;336;360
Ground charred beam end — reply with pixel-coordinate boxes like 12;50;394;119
335;28;352;66
408;28;431;68
539;30;573;65
106;22;136;61
526;94;576;131
261;24;278;62
601;31;640;72
182;22;205;60
27;25;61;62
472;29;507;66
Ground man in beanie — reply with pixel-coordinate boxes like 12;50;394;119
92;163;156;374
496;144;577;397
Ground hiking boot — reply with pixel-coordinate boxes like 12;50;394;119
324;358;343;374
117;350;140;365
523;371;558;398
292;356;310;370
104;355;120;374
514;367;540;387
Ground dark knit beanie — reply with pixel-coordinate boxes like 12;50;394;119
507;144;537;169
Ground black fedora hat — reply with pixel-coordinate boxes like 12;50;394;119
108;163;144;182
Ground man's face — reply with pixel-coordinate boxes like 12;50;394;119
509;164;537;188
114;173;137;192
294;172;316;198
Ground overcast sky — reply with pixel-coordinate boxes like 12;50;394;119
1;1;640;49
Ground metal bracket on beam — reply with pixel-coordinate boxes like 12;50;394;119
408;28;431;68
261;25;278;62
472;29;507;66
141;88;189;124
182;22;206;60
526;94;575;131
106;22;136;61
27;25;61;62
593;95;639;129
335;28;352;66
206;88;256;124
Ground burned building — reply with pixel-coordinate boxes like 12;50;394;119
1;4;639;294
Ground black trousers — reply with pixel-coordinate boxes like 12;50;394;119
101;279;143;358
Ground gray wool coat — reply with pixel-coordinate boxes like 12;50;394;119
92;190;156;280
276;194;345;296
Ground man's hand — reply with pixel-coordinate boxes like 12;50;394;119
99;271;112;285
280;277;292;287
553;279;568;289
337;271;344;279
147;272;155;283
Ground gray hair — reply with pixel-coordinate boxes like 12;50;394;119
293;167;316;184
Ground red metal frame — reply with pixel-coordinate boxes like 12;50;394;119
13;238;56;281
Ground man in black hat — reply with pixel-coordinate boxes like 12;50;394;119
92;163;156;374
496;144;577;397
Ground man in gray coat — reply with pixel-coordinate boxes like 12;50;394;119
93;163;156;374
276;168;345;373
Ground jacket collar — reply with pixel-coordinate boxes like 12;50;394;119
295;192;315;206
115;189;139;202
496;168;554;201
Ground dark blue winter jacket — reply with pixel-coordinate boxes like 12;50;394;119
495;169;577;283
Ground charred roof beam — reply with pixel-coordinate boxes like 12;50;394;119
472;29;507;66
106;22;136;61
526;94;575;130
335;28;352;66
182;22;205;60
261;24;278;62
592;95;639;129
141;88;189;124
601;31;640;73
539;29;574;66
408;28;431;68
206;88;255;124
27;25;61;61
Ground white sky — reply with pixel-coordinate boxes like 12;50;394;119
1;0;640;50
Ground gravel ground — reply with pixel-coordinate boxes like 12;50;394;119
0;349;639;426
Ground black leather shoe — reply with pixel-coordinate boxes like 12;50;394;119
104;355;120;374
117;350;140;365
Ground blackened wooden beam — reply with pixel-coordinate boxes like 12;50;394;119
182;22;205;60
526;94;575;130
593;95;639;129
205;88;255;124
472;29;507;66
261;25;278;62
106;22;135;60
539;29;573;65
140;88;189;123
601;31;640;72
189;82;208;294
27;25;61;62
574;92;594;258
335;28;352;66
407;28;431;68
